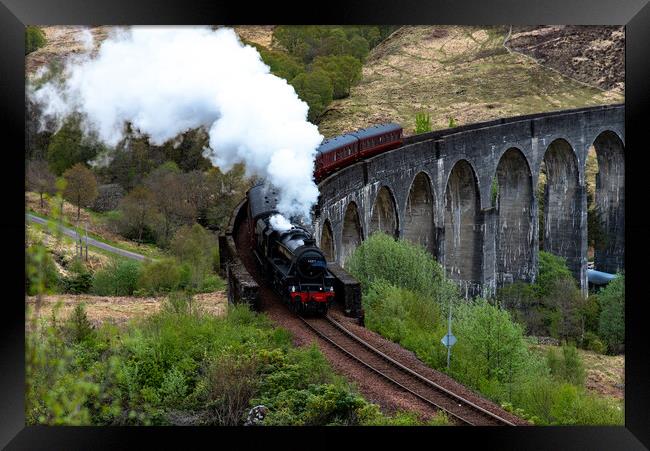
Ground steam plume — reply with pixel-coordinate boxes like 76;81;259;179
30;26;322;221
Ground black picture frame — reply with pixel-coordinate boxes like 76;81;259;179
2;1;649;449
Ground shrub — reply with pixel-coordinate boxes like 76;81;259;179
345;232;454;301
137;258;182;295
91;259;141;296
597;274;624;353
61;260;93;294
582;331;606;354
515;378;623;425
415;112;432;134
201;352;261;425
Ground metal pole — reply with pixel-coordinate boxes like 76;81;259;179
85;222;88;261
447;300;452;370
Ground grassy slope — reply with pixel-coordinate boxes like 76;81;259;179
316;26;623;137
529;344;624;402
26;192;167;260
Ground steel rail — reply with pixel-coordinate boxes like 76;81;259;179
324;315;516;426
297;315;476;425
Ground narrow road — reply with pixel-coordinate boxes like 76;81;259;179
26;213;148;261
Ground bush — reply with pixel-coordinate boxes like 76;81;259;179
515;378;623;425
91;259;141;296
201;352;261;425
597;274;624;353
136;258;182;295
415;112;432;134
61;260;93;294
582;331;606;354
345;232;455;301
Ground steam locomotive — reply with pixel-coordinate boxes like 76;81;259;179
247;183;336;315
314;123;403;181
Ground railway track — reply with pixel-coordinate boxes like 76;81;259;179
299;314;516;426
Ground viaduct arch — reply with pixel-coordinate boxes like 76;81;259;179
315;104;624;296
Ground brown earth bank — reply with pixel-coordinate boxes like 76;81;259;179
505;25;624;93
25;291;227;328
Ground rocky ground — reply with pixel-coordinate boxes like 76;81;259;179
506;25;624;93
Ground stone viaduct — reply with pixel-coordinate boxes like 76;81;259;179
313;104;624;297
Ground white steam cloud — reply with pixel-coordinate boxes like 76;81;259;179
269;214;294;232
30;26;323;221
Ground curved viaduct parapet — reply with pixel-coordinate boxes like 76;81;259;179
315;104;624;295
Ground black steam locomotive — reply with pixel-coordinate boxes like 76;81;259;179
247;183;336;315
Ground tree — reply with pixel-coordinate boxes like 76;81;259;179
62;163;98;222
454;299;532;385
348;35;369;60
117;186;158;243
25;26;46;55
254;44;305;81
170;223;218;289
546;277;584;343
535;251;574;298
144;162;196;244
47;118;100;175
203;164;251;231
26;160;56;208
597;274;624;353
163;129;211;172
290;69;333;122
312;55;362;99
